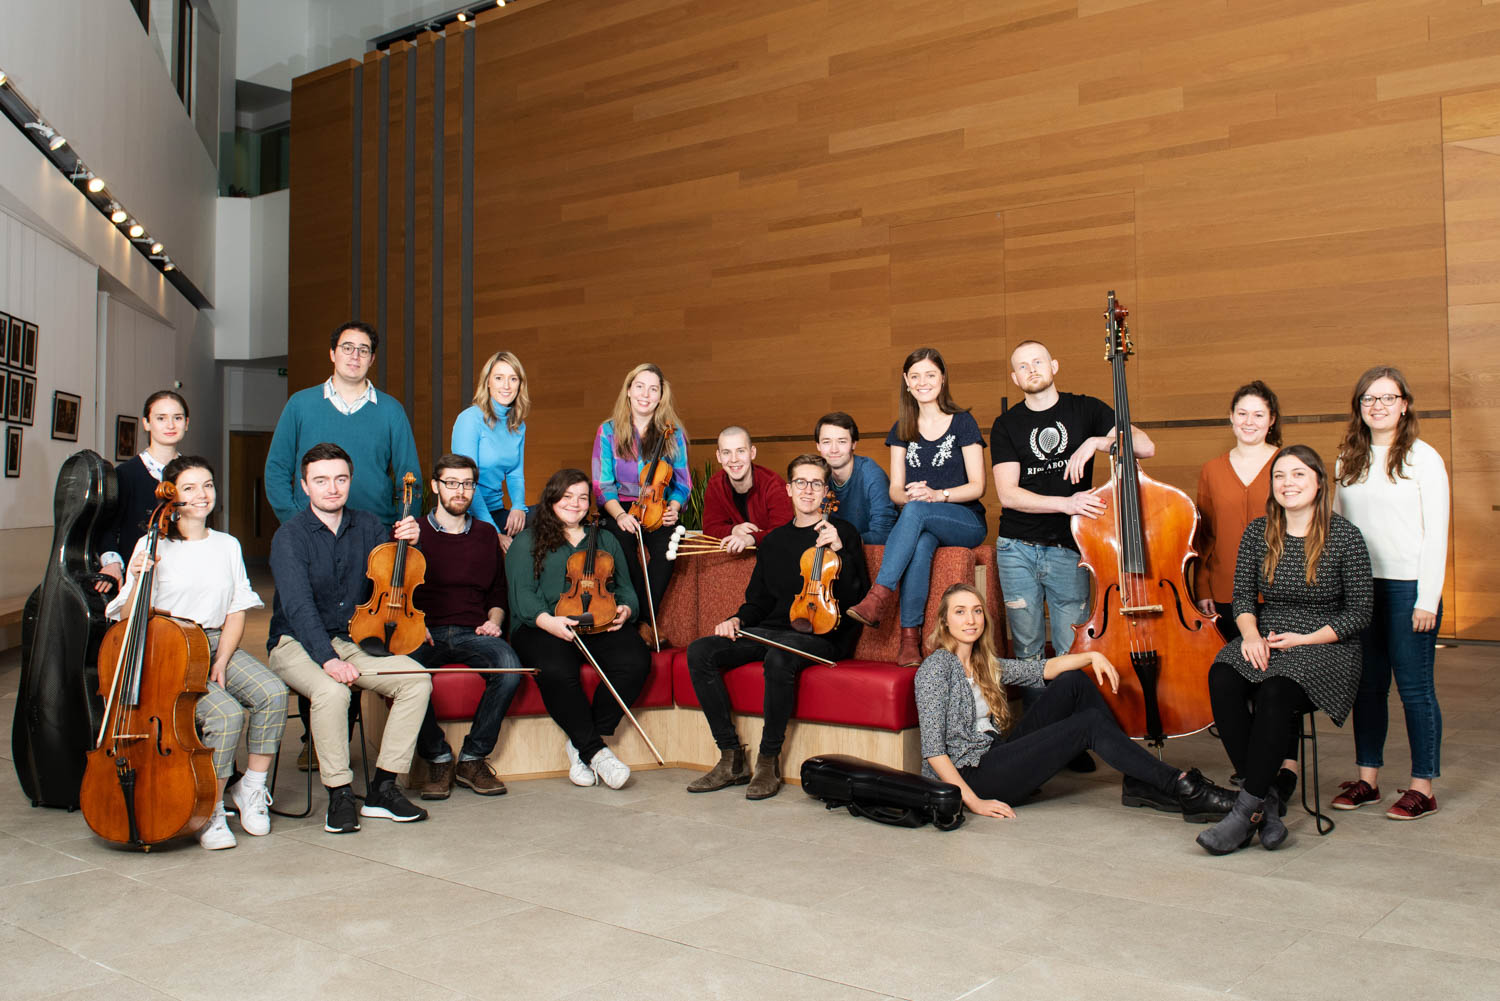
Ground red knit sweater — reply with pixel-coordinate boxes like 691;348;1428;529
702;464;794;543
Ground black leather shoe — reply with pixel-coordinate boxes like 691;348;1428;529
1121;775;1181;813
1175;768;1237;824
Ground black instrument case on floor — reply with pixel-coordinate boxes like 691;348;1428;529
800;754;964;831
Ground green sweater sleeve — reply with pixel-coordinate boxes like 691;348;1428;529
505;530;550;629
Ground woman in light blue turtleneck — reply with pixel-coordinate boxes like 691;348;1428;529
451;351;530;550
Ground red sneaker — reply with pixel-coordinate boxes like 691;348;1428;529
1386;789;1438;820
1330;779;1381;810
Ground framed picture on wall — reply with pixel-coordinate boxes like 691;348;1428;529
6;317;22;367
51;390;80;442
19;377;34;426
22;324;37;373
0;313;8;355
5;373;21;422
5;426;20;478
114;415;138;462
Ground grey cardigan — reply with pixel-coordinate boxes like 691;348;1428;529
913;648;1045;779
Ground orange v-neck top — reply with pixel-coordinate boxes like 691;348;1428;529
1195;451;1273;604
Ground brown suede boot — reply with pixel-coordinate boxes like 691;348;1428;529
847;584;895;627
419;758;455;800
686;747;751;793
455;758;507;796
897;627;923;667
745;753;782;800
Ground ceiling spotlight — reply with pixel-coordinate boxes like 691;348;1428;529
164;262;176;272
497;0;505;6
129;223;144;238
0;70;8;87
88;176;106;193
457;11;468;21
49;133;66;150
150;242;163;254
110;204;127;224
24;121;66;150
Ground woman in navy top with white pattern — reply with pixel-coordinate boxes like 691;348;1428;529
848;348;988;667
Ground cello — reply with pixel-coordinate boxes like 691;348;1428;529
1069;291;1220;746
80;482;216;849
349;473;426;656
14;450;118;809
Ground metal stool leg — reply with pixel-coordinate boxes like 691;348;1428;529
1299;712;1334;835
268;705;314;819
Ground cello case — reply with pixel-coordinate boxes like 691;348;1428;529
800;754;965;831
13;450;118;809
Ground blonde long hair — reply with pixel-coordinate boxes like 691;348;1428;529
927;583;1012;732
472;351;530;433
609;362;686;461
1263;444;1334;587
1336;365;1418;487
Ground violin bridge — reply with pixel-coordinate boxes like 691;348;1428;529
1118;604;1164;615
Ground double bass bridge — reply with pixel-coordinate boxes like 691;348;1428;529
1118;603;1164;615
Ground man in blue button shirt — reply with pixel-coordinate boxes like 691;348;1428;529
267;442;433;834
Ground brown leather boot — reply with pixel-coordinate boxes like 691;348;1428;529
686;746;750;793
455;758;507;796
847;584;895;627
897;627;923;667
419;758;455;800
745;753;782;800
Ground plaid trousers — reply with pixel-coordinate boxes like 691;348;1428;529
197;630;289;778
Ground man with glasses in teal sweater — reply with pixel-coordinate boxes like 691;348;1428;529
265;322;423;527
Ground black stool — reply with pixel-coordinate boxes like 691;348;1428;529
269;693;373;818
1298;712;1334;835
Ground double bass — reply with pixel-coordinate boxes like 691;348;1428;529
80;482;216;849
349;473;426;656
14;451;117;809
1069;291;1220;746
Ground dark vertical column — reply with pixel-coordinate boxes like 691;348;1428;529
350;69;363;319
431;36;446;467
376;57;390;391
403;48;417;423
461;27;476;398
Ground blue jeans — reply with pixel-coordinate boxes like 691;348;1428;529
875;501;987;627
1352;579;1442;780
417;626;524;762
994;537;1090;661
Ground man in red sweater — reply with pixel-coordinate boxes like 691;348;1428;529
702;426;794;553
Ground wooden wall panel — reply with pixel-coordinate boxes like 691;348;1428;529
287;0;1500;637
441;28;468;450
384;43;411;415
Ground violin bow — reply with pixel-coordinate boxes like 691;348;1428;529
357;667;536;677
572;633;665;765
733;627;838;667
633;526;661;652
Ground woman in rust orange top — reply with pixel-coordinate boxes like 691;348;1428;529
1195;381;1282;642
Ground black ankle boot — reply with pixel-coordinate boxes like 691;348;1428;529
1174;768;1237;824
1273;768;1298;816
1196;789;1265;856
1260;788;1289;850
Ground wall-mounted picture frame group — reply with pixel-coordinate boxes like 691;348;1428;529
1;312;40;437
52;390;80;442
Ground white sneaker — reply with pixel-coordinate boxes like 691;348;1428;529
590;747;631;790
228;780;272;836
198;805;237;850
564;740;597;787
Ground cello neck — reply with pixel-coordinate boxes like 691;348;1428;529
1105;291;1146;575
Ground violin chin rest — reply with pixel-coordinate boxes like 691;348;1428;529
788;619;813;634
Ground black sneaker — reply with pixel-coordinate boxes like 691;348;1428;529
360;778;429;823
324;785;361;834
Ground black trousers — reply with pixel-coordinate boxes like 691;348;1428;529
510;624;650;763
959;671;1179;804
686;630;840;757
1208;661;1313;798
604;521;675;632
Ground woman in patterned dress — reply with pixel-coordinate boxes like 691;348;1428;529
847;348;988;667
1197;445;1373;855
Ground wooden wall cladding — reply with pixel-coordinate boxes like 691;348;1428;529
290;0;1500;637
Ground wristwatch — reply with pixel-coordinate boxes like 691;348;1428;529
942;489;950;501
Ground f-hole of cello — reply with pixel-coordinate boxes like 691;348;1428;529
150;716;172;757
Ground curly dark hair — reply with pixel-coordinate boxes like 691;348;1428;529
530;468;592;582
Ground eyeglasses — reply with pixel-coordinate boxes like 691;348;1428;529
336;342;373;358
1359;393;1403;408
790;478;827;491
437;479;476;492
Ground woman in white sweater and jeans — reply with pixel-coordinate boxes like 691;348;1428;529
1331;366;1450;820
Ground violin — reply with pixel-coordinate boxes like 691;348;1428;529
1069;292;1220;745
80;482;216;849
788;495;841;635
349;473;427;656
627;421;675;532
554;514;619;633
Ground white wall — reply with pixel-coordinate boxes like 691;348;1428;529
237;0;459;91
0;0;218;300
224;364;288;432
212;189;289;360
0;209;101;599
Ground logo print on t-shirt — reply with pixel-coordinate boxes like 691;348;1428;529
1029;422;1069;462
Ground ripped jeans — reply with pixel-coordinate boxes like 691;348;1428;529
994;536;1089;661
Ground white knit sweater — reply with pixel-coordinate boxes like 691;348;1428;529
1335;439;1449;613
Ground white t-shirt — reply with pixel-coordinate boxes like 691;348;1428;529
105;529;263;629
969;678;997;736
1335;439;1450;613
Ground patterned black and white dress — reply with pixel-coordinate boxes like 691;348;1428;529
1217;515;1373;725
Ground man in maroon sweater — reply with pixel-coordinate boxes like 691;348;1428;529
411;454;522;799
702;426;794;554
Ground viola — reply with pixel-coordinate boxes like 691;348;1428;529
1069;291;1220;745
80;482;216;848
788;495;841;635
554;514;619;634
14;450;117;809
349;473;427;656
627;421;675;532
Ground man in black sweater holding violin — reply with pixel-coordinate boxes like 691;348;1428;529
685;454;869;800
